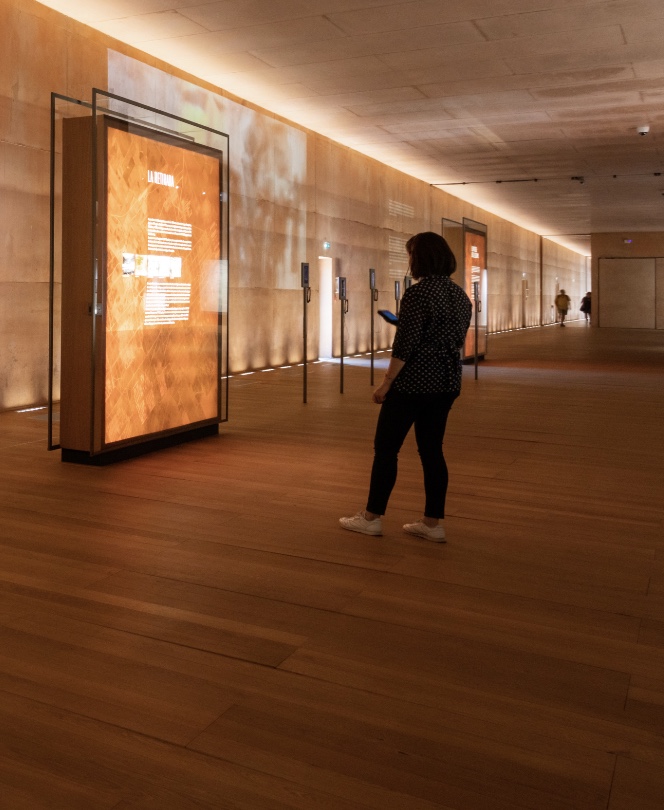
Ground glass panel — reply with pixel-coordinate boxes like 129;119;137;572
463;226;488;359
49;94;94;450
92;90;229;452
442;218;463;274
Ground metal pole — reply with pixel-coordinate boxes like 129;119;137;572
303;285;308;403
539;235;544;327
340;300;345;393
301;262;310;403
339;276;347;394
369;268;377;386
370;293;375;386
48;93;56;451
474;280;480;380
90;90;100;456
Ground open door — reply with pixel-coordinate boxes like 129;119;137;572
318;256;333;358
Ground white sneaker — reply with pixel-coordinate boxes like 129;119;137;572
339;512;382;536
403;521;446;543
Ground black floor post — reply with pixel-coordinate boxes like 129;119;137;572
301;262;310;403
370;268;378;386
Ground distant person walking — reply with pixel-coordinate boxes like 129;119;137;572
555;289;571;326
339;232;472;543
580;291;592;323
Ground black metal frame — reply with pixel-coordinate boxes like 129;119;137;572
462;218;488;370
48;89;230;457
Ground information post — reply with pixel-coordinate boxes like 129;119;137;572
370;268;378;386
339;277;347;394
301;262;310;403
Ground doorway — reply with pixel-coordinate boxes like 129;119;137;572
318;256;333;358
521;278;529;328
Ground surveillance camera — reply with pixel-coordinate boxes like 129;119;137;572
637;125;650;135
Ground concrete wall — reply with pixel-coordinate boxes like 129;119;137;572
0;0;587;411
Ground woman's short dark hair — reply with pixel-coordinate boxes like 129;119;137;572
406;232;457;279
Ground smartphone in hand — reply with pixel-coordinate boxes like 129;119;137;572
378;310;398;326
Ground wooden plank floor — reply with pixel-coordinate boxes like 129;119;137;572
0;322;663;809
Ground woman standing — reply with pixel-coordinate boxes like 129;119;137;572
555;289;571;326
580;291;592;323
340;232;472;542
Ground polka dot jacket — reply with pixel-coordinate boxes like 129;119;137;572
391;275;473;394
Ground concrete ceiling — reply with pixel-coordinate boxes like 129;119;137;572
41;0;664;254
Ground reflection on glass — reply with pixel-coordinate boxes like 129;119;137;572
104;119;222;444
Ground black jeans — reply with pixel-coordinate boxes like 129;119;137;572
366;390;458;519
